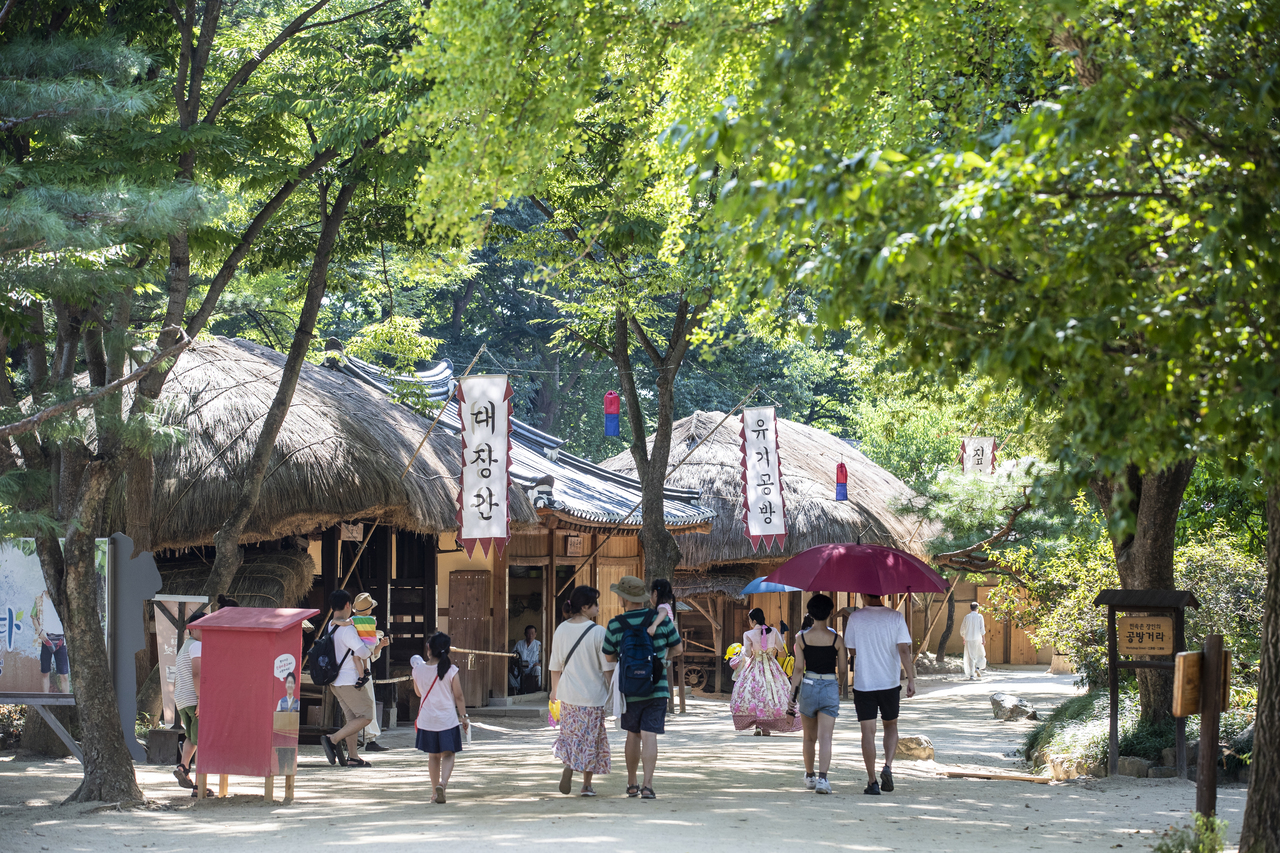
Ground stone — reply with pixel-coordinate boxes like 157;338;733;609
894;735;935;761
1048;654;1075;675
1161;747;1177;767
1049;755;1088;781
1148;766;1179;779
990;692;1037;721
1116;756;1152;778
1086;762;1107;778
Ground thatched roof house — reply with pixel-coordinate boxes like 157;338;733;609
100;337;538;551
601;410;937;570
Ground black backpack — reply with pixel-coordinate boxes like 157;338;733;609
309;624;352;686
618;616;662;695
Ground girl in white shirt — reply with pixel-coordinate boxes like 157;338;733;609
413;633;469;804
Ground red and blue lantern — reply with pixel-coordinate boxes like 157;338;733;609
835;462;848;501
604;390;620;436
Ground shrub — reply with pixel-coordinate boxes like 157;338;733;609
0;704;25;746
1152;815;1226;853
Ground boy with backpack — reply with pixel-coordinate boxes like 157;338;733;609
601;575;683;800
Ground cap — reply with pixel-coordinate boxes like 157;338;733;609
610;575;649;604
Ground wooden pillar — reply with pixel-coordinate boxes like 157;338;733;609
321;526;340;601
1107;605;1120;778
589;534;599;590
1175;607;1189;779
491;546;509;700
544;519;557;688
374;527;392;680
1197;634;1225;818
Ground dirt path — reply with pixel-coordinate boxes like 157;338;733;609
0;666;1248;852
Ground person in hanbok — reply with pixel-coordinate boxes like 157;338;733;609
730;608;801;734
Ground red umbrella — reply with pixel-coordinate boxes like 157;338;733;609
763;544;949;595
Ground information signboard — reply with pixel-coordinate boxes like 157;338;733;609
1118;615;1175;655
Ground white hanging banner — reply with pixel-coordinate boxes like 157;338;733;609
959;436;997;476
457;374;512;558
741;405;787;553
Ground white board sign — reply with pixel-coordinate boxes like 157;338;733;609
741;405;787;553
457;374;512;558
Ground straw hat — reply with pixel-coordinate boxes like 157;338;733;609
353;592;377;613
610;575;649;603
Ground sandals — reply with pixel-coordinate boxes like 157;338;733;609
580;786;597;797
559;766;573;795
173;764;194;789
435;784;447;804
640;786;656;800
346;756;372;767
626;784;641;798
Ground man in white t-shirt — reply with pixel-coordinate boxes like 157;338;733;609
322;590;385;768
960;602;988;680
844;595;916;796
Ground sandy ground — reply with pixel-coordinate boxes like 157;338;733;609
0;666;1249;853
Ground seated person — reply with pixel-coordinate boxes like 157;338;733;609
509;625;542;692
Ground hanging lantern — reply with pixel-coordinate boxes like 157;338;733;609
604;390;621;436
835;462;848;501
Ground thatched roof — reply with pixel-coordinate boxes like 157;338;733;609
100;337;538;551
602;411;938;569
674;569;754;601
158;547;315;608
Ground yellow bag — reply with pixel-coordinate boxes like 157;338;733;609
779;654;795;677
548;699;562;726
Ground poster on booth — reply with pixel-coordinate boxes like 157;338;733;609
272;652;300;775
0;540;107;697
741;405;787;553
457;374;512;558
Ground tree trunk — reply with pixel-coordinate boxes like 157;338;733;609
1238;482;1280;852
38;492;143;803
1091;459;1196;724
203;180;358;599
935;589;956;663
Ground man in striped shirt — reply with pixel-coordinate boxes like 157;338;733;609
602;575;683;800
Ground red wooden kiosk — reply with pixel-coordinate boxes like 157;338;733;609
193;607;318;802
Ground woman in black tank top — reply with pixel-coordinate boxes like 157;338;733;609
788;594;847;794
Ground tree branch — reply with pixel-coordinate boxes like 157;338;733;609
203;0;347;125
930;494;1032;571
0;329;192;442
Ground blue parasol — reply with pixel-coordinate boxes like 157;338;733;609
741;576;802;595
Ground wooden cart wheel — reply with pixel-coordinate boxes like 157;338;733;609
683;665;706;690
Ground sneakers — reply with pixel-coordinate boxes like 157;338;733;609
804;773;817;790
364;741;390;753
815;777;833;795
863;781;881;795
880;766;894;792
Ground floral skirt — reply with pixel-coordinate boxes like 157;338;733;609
731;652;802;733
552;703;611;774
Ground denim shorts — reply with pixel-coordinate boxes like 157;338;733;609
798;677;840;719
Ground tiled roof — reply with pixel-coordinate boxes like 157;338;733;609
326;354;715;533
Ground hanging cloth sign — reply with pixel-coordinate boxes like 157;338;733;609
959;436;997;476
741;405;787;553
457;374;513;558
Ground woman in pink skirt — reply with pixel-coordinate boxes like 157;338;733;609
549;585;612;796
731;608;801;734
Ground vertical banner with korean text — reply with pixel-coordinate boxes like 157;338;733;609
959;437;997;476
741;405;787;553
457;375;513;559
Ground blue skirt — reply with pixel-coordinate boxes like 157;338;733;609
416;726;463;754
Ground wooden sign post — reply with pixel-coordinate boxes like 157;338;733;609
1093;590;1200;780
1173;635;1230;818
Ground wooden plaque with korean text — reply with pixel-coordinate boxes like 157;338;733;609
1117;615;1174;655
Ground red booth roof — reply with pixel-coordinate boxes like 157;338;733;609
193;607;319;632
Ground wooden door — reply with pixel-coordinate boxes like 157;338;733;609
978;586;1008;664
597;563;629;626
448;570;491;707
